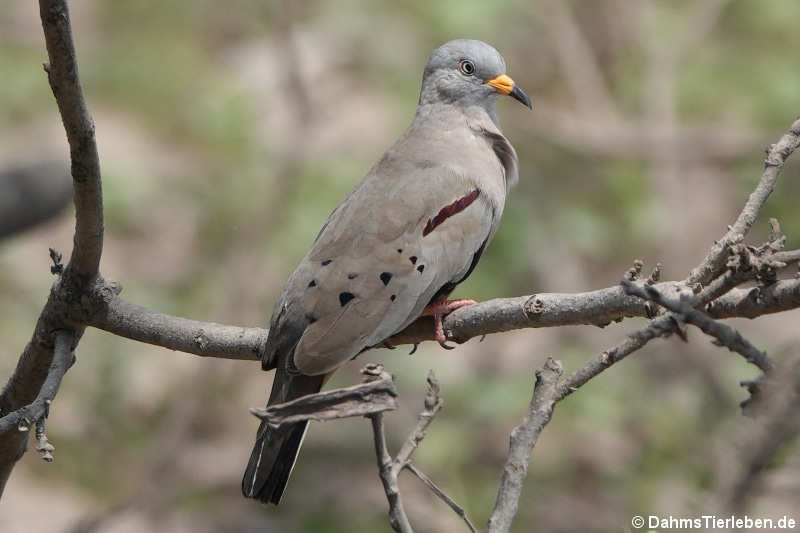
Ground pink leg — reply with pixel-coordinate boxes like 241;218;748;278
420;299;477;349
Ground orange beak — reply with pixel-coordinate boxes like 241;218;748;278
486;74;532;109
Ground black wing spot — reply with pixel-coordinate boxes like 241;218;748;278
306;314;317;324
379;272;393;286
308;279;317;288
321;259;333;266
409;256;418;265
390;294;396;301
417;264;425;273
397;248;403;253
348;273;358;279
339;292;355;307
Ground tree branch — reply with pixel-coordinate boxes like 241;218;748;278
405;463;477;533
371;412;413;533
79;259;800;363
0;329;74;493
86;291;267;361
622;279;777;372
687;116;800;286
556;312;679;401
393;371;443;470
486;358;563;533
0;330;73;434
249;364;398;426
366;370;474;532
708;277;800;319
40;0;103;278
0;0;102;495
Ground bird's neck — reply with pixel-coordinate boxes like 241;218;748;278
415;99;501;132
399;101;517;192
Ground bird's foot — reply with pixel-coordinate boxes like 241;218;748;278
420;299;477;349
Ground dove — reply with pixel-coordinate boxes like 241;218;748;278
242;38;531;504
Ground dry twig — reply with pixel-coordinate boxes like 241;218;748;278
368;370;476;533
0;330;73;437
250;364;398;426
486;358;562;533
622;280;777;372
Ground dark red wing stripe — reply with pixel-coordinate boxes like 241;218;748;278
422;188;480;237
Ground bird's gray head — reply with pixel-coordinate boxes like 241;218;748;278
419;39;531;113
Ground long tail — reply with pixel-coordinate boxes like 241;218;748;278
242;364;325;504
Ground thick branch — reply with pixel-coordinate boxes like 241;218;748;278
0;0;101;497
388;286;655;347
87;293;266;361
708;278;800;319
40;0;103;278
486;358;562;533
82;271;800;362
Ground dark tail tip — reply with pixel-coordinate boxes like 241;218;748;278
242;421;308;505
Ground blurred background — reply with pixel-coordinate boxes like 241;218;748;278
1;1;799;531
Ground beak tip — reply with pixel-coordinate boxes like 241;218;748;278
509;85;532;109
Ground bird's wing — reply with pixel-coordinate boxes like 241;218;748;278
283;163;500;375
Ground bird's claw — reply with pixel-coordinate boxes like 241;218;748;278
438;339;455;350
408;343;419;355
383;340;397;350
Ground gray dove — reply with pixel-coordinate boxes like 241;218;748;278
243;38;531;504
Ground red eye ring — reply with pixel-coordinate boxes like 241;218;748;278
459;59;475;76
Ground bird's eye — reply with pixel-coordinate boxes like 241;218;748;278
459;59;475;76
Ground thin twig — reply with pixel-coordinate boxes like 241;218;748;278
394;370;443;470
405;463;477;533
557;313;679;401
370;412;413;533
622;279;776;372
0;330;73;434
365;370;474;532
687;116;800;286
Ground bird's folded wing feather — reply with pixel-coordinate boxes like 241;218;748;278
283;164;498;375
